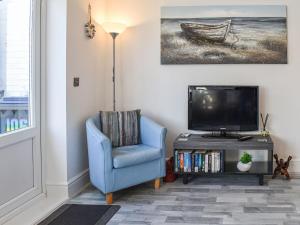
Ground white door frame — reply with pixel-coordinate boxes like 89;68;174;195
40;0;47;197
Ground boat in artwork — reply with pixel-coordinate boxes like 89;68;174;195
180;19;232;43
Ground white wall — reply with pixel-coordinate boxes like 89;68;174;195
66;0;107;186
46;0;107;195
106;0;300;172
46;0;68;187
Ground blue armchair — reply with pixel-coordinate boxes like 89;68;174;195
86;115;167;204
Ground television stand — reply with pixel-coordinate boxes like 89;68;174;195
201;131;241;139
173;134;273;186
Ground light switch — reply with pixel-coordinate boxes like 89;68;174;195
73;77;80;87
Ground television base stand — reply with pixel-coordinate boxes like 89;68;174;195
258;174;264;186
173;134;274;186
201;131;241;139
183;175;189;185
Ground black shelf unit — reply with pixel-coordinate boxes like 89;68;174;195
173;134;274;185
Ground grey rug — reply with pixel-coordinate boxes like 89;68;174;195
38;204;120;225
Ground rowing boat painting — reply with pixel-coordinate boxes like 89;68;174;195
180;20;232;43
161;5;287;64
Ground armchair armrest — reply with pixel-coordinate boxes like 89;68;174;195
140;116;167;150
140;116;167;178
86;116;113;193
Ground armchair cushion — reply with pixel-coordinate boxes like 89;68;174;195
112;144;161;169
100;110;141;147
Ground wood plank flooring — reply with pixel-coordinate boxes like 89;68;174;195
70;176;300;225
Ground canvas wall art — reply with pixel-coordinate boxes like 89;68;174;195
161;5;287;64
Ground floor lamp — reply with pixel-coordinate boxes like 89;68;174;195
102;22;127;111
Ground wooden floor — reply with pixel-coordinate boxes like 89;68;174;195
70;176;300;225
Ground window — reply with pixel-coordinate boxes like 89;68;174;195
0;0;31;135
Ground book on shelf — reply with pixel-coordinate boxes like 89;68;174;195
189;153;192;172
205;154;209;173
174;150;224;174
183;151;192;172
220;151;224;173
183;152;188;172
194;153;199;172
174;150;178;172
202;153;205;171
179;152;184;172
192;153;195;172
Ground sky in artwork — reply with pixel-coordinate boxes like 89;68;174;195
161;5;287;18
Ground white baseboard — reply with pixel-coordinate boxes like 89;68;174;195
288;159;300;174
289;173;300;179
1;178;89;225
45;184;69;198
67;169;90;198
1;184;70;225
1;183;69;225
2;193;67;225
0;194;45;225
284;159;300;178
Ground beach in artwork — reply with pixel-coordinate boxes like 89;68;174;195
161;6;287;64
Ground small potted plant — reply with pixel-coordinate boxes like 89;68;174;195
237;152;252;172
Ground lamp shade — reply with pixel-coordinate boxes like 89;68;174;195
102;22;127;34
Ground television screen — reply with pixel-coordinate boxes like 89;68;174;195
188;86;259;132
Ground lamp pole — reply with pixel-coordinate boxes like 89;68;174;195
102;22;126;111
110;32;119;112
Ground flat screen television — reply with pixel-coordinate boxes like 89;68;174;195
188;86;259;132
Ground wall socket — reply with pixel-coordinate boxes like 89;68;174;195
73;77;80;87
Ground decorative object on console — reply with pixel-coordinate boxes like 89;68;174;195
272;154;292;180
260;113;270;137
84;3;96;39
102;22;127;111
237;152;252;172
161;5;287;64
163;157;177;183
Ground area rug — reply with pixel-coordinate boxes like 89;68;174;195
38;204;120;225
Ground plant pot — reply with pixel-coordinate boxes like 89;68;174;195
163;157;177;183
237;161;252;172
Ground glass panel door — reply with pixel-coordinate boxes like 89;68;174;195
0;0;42;219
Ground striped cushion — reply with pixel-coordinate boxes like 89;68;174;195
100;110;141;147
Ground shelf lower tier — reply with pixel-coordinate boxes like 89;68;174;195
175;161;272;176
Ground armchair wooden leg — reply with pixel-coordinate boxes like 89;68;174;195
154;178;160;190
106;193;113;204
